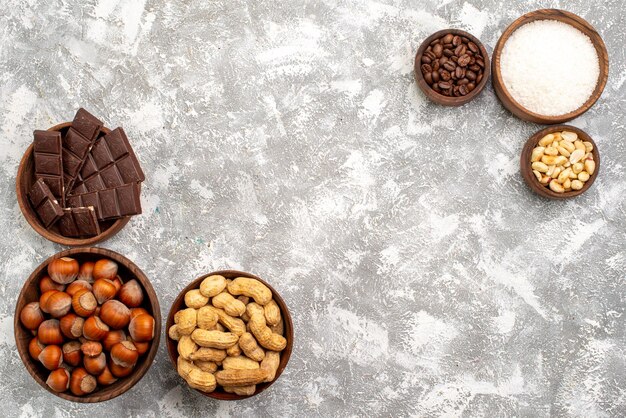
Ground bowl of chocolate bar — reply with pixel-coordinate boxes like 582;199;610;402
16;109;145;246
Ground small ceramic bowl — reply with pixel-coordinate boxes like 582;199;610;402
16;122;131;246
521;125;599;199
414;29;491;106
492;9;609;124
14;247;161;402
166;270;293;400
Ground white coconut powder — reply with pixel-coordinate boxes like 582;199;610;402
500;20;600;116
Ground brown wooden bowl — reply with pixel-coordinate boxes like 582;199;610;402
521;125;599;199
414;29;491;106
492;9;609;124
16;122;131;246
14;247;161;403
166;270;293;400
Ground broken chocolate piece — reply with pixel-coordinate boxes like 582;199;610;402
57;207;101;237
28;178;64;228
66;183;142;221
71;127;144;194
33;130;64;201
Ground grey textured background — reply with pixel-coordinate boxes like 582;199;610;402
1;0;625;417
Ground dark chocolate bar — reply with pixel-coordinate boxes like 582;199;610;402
28;178;64;228
66;183;142;221
33;130;64;200
70;127;144;195
62;108;103;194
57;207;101;237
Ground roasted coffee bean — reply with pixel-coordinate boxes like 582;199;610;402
459;85;468;96
438;81;451;90
440;70;451;81
432;61;440;71
469;56;476;65
421;64;432;74
466;70;477;81
443;48;454;57
476;58;485;68
468;42;478;53
421;55;432;64
433;43;443;58
452;35;461;46
476;73;483;84
457;54;471;67
457;78;469;85
467;82;476;92
430;39;440;46
454;44;467;57
461;36;469;43
442;33;454;44
432;71;440;83
450;55;458;63
469;64;480;72
424;71;433;84
443;43;453;49
454;86;461;97
439;56;448;65
443;61;456;72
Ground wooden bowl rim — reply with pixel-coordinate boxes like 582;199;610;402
13;247;162;403
492;8;609;124
414;28;491;106
165;270;294;401
520;125;600;199
15;122;131;247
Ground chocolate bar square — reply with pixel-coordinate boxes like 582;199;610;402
33;130;64;200
66;183;141;221
57;207;100;237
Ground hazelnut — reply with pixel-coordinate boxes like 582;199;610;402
46;368;70;392
128;314;155;342
80;341;103;357
48;257;79;284
82;316;109;341
20;302;44;330
100;300;131;329
59;313;85;339
129;338;150;356
92;259;118;281
69;367;96;396
38;344;63;370
39;276;65;293
108;360;134;378
38;319;64;345
71;289;97;317
28;337;45;360
78;261;95;283
62;341;82;367
66;280;92;297
118;279;144;308
92;279;117;305
111;275;123;292
110;341;139;368
44;291;72;318
96;365;118;386
130;307;149;320
39;290;59;314
83;352;106;375
102;329;126;351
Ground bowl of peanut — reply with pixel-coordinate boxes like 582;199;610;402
521;125;599;199
166;270;293;400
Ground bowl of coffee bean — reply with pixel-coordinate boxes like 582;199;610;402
414;29;490;106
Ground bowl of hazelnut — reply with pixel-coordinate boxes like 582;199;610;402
14;247;161;402
166;270;293;400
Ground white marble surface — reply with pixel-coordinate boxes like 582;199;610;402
1;0;625;417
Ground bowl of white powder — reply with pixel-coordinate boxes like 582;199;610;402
492;9;608;124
